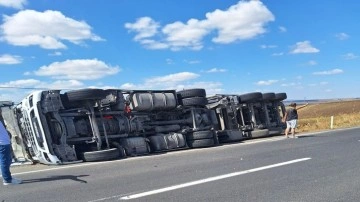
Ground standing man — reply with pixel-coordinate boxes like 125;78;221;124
0;109;22;185
283;102;308;138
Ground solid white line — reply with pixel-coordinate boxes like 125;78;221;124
241;136;284;145
115;157;311;200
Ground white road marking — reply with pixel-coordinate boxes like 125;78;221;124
89;157;311;201
241;136;284;145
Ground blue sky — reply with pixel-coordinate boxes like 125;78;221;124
0;0;359;102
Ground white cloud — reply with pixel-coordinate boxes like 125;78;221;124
34;59;120;80
206;1;274;44
48;51;62;56
0;79;83;90
125;0;274;50
120;83;137;89
279;26;287;32
119;72;223;95
45;80;84;90
335;32;349;40
184;60;201;64
290;41;319;54
281;82;297;87
0;79;84;102
206;68;227;73
307;60;317;65
121;71;198;89
256;80;278;86
272;52;284;56
0;90;34;102
146;72;199;83
87;84;118;90
312;68;344;75
166;58;174;65
0;79;42;88
137;39;169;50
260;44;277;49
343;53;358;60
1;10;103;49
307;81;328;87
0;0;27;9
125;17;159;41
0;54;22;64
162;19;209;50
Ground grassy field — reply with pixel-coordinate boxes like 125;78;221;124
295;100;360;133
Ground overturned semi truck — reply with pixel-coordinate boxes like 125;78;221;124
0;88;287;165
207;92;287;143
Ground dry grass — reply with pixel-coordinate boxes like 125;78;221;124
296;100;360;133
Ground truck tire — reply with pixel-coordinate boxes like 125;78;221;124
65;89;105;101
187;139;215;148
275;93;287;101
262;93;276;101
177;89;206;99
186;130;214;140
180;97;208;107
239;92;262;103
80;148;120;162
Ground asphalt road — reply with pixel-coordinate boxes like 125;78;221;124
1;127;360;202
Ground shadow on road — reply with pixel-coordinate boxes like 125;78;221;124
298;135;315;138
21;174;89;184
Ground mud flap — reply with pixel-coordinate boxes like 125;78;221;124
80;148;120;162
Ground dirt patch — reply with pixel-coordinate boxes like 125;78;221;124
298;100;360;119
296;100;360;133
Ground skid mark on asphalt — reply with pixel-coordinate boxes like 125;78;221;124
90;157;311;201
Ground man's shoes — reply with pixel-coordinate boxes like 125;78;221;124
3;178;22;185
